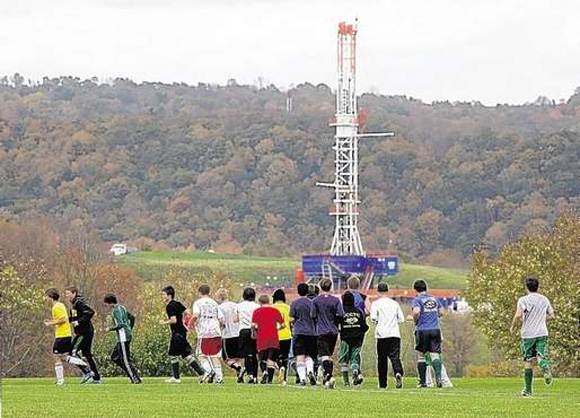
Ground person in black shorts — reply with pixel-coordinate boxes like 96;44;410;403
290;283;318;386
311;278;344;389
235;287;260;383
272;289;292;385
216;288;244;381
43;288;88;386
64;286;102;384
159;285;205;383
411;279;445;388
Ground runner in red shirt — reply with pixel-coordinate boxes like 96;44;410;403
252;294;285;384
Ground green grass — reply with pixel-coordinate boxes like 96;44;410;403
3;377;578;417
118;251;468;289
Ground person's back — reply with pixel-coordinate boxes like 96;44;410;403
340;303;365;342
273;301;292;341
511;276;555;397
338;291;366;386
112;304;133;342
370;283;405;389
290;283;318;385
312;293;343;336
413;292;442;331
218;300;239;339
518;292;552;339
371;296;404;339
237;300;259;331
253;305;283;351
193;296;221;338
290;296;316;336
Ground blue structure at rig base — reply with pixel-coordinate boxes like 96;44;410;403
302;254;398;289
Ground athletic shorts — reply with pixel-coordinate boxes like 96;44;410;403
292;335;318;359
53;337;73;355
168;332;193;357
278;339;291;361
521;336;549;362
259;348;280;362
222;337;240;360
72;331;94;357
414;329;442;354
238;329;257;357
338;338;363;365
317;334;338;357
200;337;222;356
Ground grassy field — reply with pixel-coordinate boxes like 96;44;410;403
118;251;468;289
3;377;578;417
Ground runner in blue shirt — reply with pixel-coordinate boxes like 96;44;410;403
411;279;445;388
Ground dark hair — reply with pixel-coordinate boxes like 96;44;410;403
342;291;354;306
162;285;175;299
64;286;78;295
104;293;118;304
45;288;59;301
377;282;389;293
198;284;210;295
272;289;286;303
297;283;309;297
413;279;427;293
319;278;332;292
308;284;319;296
525;276;539;292
347;276;360;290
242;287;256;301
258;294;270;305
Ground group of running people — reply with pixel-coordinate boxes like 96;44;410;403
44;275;553;396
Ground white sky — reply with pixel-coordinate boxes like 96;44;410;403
1;0;579;104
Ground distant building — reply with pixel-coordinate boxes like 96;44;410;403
109;243;129;256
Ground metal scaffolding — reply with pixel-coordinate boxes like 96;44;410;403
317;20;393;256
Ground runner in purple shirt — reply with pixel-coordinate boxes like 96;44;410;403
289;283;318;385
311;278;344;389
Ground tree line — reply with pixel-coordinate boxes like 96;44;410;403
0;75;579;262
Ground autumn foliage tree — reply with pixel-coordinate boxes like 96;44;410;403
465;214;580;375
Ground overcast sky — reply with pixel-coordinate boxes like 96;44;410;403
1;0;579;104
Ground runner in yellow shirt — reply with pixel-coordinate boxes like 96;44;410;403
44;288;88;385
273;289;292;385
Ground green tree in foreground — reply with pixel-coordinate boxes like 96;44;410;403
465;214;580;375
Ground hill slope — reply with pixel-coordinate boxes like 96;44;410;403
119;251;468;289
2;78;579;260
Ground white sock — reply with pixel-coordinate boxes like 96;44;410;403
305;357;314;374
213;360;223;381
66;355;88;367
201;357;212;374
55;361;64;382
297;361;307;381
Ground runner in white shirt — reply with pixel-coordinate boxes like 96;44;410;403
192;284;224;383
235;288;260;383
370;282;405;389
216;288;244;382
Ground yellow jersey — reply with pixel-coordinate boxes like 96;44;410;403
273;302;292;341
52;302;72;338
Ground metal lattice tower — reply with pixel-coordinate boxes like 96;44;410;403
317;20;393;256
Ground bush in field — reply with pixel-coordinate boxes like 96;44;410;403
0;263;47;377
466;214;580;376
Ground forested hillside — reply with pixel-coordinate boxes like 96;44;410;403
1;75;578;262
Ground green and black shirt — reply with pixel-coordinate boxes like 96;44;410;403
109;305;133;343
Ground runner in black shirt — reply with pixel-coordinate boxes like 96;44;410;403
160;286;205;383
64;286;102;384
